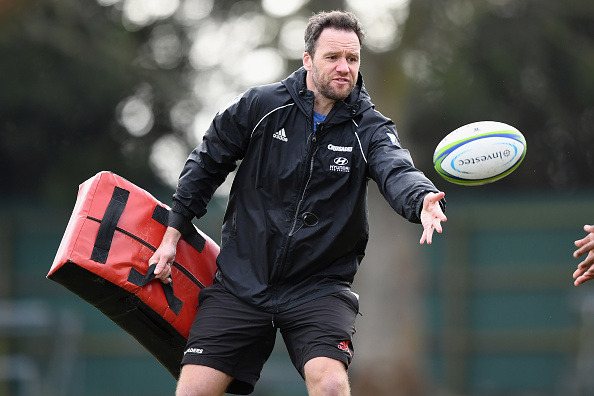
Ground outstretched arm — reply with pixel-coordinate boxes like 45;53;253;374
573;224;594;286
419;191;447;245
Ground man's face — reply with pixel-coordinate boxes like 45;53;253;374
304;28;361;102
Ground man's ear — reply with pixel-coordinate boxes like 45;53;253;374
303;51;312;71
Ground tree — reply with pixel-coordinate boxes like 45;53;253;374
0;0;184;206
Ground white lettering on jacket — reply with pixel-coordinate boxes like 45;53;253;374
328;144;353;152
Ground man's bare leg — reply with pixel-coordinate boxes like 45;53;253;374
304;357;351;396
175;364;233;396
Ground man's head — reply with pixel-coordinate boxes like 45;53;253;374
303;11;366;106
304;11;365;58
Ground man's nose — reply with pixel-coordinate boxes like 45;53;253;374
336;57;349;73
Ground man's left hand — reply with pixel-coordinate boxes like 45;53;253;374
419;191;447;245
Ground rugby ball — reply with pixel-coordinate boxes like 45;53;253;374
433;121;527;186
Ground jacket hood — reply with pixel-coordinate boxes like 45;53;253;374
282;67;374;125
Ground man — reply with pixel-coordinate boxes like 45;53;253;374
150;10;447;396
573;224;594;286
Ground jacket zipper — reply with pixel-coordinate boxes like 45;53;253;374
291;121;322;236
270;122;322;312
288;136;319;236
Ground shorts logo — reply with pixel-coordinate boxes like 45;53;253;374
184;348;204;355
337;341;352;356
273;128;288;142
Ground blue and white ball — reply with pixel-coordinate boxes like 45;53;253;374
433;121;527;186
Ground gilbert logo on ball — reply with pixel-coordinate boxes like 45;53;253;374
433;121;527;186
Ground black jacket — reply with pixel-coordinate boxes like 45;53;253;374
169;67;444;313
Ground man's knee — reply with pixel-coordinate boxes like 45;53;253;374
310;374;349;396
175;364;233;396
304;357;350;396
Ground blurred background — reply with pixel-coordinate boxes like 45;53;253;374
1;0;594;395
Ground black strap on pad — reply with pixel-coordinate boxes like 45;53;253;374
151;205;206;253
128;264;183;315
91;186;130;263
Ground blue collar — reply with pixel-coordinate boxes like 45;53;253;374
313;111;326;132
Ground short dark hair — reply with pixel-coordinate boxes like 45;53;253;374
304;10;366;56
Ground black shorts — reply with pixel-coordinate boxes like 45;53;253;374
181;282;360;395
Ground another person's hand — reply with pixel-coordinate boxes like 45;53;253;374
419;191;447;245
573;224;594;286
150;227;182;284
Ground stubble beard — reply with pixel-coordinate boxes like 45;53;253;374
311;62;355;102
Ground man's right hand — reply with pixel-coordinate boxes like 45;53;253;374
150;227;182;284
